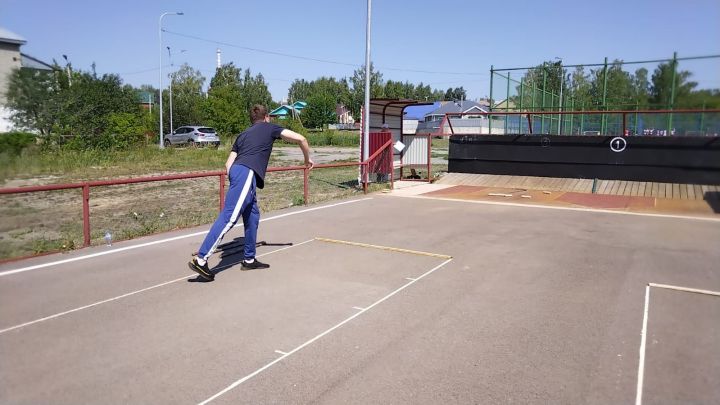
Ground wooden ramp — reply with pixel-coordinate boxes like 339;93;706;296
436;173;720;201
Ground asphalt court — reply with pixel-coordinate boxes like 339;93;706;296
639;284;720;404
0;230;452;404
1;194;719;404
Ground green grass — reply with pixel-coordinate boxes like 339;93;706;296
0;142;387;260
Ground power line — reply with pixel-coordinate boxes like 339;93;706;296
162;29;485;76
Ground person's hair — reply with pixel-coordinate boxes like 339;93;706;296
250;105;268;123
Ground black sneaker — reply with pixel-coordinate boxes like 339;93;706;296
241;259;270;271
188;257;214;281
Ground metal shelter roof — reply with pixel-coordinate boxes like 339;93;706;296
368;98;432;131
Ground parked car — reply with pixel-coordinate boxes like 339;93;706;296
164;126;220;148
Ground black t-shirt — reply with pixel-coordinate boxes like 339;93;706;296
231;122;284;189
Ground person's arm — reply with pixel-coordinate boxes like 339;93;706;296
225;151;237;175
280;129;314;169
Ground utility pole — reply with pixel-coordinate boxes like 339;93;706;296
159;11;184;149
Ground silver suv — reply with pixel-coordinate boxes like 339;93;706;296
164;126;220;148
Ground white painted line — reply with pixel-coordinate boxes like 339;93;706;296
0;198;372;277
636;285;650;405
405;277;416;281
352;306;365;311
393;194;720;223
0;275;192;335
634;282;719;404
0;240;314;335
649;283;720;297
274;350;287;355
198;258;453;405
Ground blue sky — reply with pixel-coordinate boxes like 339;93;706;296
2;0;719;102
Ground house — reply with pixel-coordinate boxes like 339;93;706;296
414;100;509;135
137;91;154;111
270;100;307;119
422;100;489;122
493;98;516;111
0;27;54;131
335;104;354;124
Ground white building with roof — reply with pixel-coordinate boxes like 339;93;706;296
0;27;54;131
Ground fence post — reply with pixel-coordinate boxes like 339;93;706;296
504;72;510;134
541;68;547;133
601;57;608;135
427;135;431;183
668;51;678;135
219;173;226;211
489;65;494;112
622;112;627;136
82;184;91;247
526;114;533;134
362;163;368;194
303;167;309;205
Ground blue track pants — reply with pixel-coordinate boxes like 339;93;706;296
198;164;259;261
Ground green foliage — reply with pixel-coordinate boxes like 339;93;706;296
650;62;698;108
0;132;36;154
350;63;385;118
202;63;272;138
302;130;358;147
443;87;467;101
302;93;337;129
60;72;140;136
165;64;206;132
513;59;718;111
276;117;307;135
206;63;248;137
5;67;62;135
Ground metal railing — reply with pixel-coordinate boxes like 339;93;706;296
0;140;394;250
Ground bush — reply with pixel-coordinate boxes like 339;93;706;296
0;132;36;155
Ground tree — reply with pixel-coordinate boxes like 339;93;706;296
517;61;564;110
289;76;351;111
650;62;697;108
590;60;635;109
350;63;384;119
566;66;592;110
443;87;466;101
5;67;61;135
240;69;272;112
288;79;312;102
166;63;205;131
303;93;337;129
203;63;249;136
633;68;651;108
60;71;139;136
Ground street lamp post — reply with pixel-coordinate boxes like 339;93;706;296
158;11;183;149
167;46;174;135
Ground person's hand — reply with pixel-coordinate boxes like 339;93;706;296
306;158;315;170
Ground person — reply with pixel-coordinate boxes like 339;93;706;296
188;105;314;281
408;168;421;179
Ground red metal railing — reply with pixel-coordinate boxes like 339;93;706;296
0;140;395;249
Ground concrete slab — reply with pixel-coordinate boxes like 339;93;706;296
1;195;718;404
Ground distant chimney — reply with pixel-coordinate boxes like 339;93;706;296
216;48;221;68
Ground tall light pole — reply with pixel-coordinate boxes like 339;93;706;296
167;46;174;135
362;0;372;162
159;11;183;149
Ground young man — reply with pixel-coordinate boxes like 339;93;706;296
188;105;314;281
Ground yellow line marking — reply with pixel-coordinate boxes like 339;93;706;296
314;237;452;259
